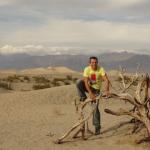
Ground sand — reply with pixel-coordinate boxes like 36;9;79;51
20;67;77;75
0;68;149;150
0;84;149;150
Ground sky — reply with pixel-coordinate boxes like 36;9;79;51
0;0;150;55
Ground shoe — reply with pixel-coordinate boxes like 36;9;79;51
95;127;100;135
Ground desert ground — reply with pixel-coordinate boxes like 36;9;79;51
0;67;149;150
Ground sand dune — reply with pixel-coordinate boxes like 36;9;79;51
0;83;149;150
0;67;77;77
47;66;77;73
20;67;77;75
0;85;77;105
0;69;17;74
0;69;18;77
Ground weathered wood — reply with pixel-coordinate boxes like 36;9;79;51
105;73;150;138
105;108;140;120
144;73;149;102
55;95;101;144
122;74;138;93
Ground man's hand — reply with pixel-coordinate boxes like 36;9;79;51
89;92;96;101
103;91;110;99
84;77;97;101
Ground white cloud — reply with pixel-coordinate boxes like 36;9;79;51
2;19;150;51
23;45;43;50
0;44;80;55
0;0;14;6
109;0;144;7
0;0;150;54
0;44;44;54
12;0;145;9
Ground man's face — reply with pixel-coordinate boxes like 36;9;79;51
90;59;98;70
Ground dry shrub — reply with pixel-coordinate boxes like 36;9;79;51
4;75;20;82
32;84;51;90
33;76;50;83
23;76;30;82
0;82;12;90
116;75;138;86
66;75;72;80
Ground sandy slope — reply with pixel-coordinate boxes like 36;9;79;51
0;67;77;77
0;85;149;150
20;67;77;75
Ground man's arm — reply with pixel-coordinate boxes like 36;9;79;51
84;77;96;100
102;73;110;97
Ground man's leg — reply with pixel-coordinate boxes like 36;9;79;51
76;81;101;134
92;103;101;135
91;89;101;135
76;79;87;101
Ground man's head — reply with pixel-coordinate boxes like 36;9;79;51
89;56;98;70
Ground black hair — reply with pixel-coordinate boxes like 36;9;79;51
89;56;98;62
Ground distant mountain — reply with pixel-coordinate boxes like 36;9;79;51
110;54;150;72
0;52;150;72
99;51;135;62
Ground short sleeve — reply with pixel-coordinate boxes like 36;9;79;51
83;67;89;77
100;67;106;76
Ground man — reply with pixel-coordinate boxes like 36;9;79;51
76;56;110;135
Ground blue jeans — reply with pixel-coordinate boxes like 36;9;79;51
76;79;101;129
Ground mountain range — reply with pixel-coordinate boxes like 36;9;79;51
0;51;150;72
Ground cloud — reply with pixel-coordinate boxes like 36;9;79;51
1;44;149;55
0;45;44;54
108;0;144;8
1;19;150;50
0;0;150;26
0;44;80;55
13;0;145;9
0;0;15;6
0;0;149;23
0;0;150;54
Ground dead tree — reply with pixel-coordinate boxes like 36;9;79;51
105;73;150;137
55;95;101;144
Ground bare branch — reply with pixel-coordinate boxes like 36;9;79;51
119;66;126;89
55;108;94;144
122;74;138;93
106;73;150;137
144;98;150;106
118;64;140;93
105;108;140;120
144;74;149;102
108;93;139;107
81;98;93;110
135;77;145;104
55;95;101;144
